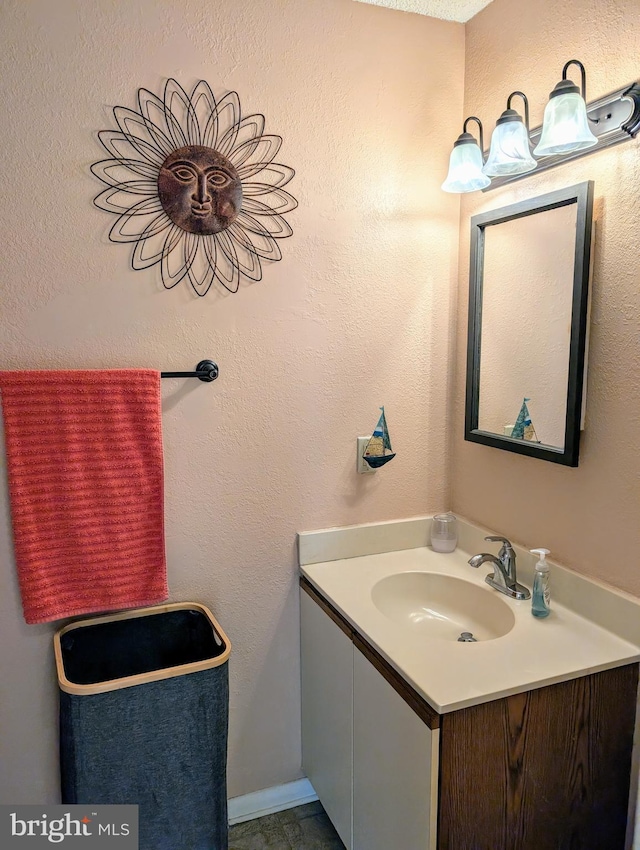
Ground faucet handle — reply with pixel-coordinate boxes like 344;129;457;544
485;535;513;548
484;535;514;559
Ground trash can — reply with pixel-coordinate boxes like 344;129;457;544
55;602;231;850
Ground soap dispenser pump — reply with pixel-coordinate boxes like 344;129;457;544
530;548;551;618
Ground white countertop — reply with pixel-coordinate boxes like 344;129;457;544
301;545;640;713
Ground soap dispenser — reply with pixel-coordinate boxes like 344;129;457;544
530;548;551;618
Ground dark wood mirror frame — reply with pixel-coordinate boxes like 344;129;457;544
465;181;594;467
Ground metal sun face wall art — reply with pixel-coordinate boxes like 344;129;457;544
91;79;297;296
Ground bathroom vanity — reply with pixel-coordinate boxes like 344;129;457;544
299;521;640;850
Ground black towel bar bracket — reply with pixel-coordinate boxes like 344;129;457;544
161;360;219;383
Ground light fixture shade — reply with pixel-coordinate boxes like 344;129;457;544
483;120;537;176
533;92;598;156
441;141;490;193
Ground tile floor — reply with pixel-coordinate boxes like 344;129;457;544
228;801;345;849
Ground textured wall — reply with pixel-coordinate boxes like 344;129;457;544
453;0;640;591
0;0;464;802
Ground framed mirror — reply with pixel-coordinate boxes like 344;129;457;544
465;181;594;467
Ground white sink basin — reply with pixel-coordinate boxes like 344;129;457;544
371;571;515;642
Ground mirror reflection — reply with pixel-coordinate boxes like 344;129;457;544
478;203;577;450
465;182;594;467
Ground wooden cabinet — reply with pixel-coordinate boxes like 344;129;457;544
438;668;638;849
300;577;639;850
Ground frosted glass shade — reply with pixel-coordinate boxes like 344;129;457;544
533;92;598;156
441;142;490;193
483;120;537;177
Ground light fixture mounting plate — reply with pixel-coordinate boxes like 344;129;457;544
483;82;640;191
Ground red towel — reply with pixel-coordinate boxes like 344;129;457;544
0;369;168;624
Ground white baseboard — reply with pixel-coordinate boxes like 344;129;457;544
228;778;318;825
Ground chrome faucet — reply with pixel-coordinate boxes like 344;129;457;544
468;535;530;600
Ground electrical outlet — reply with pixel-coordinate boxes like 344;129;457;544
357;436;375;474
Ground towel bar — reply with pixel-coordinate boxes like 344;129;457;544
161;360;218;382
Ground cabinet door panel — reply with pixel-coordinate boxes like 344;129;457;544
300;590;353;848
353;647;437;850
438;664;638;850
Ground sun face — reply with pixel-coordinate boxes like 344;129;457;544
91;79;297;296
157;146;243;235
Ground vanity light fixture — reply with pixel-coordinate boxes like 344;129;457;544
441;117;491;193
483;92;537;177
533;60;598;156
441;60;640;193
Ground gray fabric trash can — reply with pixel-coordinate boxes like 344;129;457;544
55;603;231;850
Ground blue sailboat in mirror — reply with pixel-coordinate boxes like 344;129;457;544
363;407;396;469
511;397;539;442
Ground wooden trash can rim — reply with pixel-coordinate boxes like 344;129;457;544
54;601;231;696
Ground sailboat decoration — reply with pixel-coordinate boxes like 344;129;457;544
363;407;396;469
511;397;539;442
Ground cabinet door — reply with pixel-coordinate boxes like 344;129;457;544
438;664;638;850
300;589;353;849
353;647;438;850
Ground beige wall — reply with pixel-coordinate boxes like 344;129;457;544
452;0;640;594
0;0;464;803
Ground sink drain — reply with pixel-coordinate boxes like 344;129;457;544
457;632;477;642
